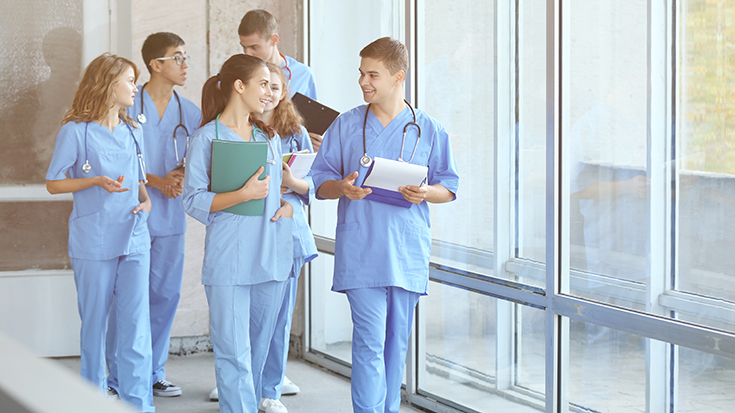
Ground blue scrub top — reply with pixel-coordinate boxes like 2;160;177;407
46;120;151;261
310;105;459;294
131;88;201;237
283;55;317;100
182;120;293;286
281;126;318;267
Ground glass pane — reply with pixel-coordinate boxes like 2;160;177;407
308;254;352;364
0;0;83;185
565;0;650;309
677;0;735;328
569;319;648;412
308;0;404;240
517;0;548;268
677;346;735;412
418;0;495;277
419;280;545;412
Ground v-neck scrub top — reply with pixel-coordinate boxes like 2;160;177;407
131;88;201;236
46;120;151;261
182;120;293;286
310;105;459;294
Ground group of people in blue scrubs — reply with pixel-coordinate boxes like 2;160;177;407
46;7;458;413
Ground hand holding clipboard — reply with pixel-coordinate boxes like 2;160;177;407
292;93;340;151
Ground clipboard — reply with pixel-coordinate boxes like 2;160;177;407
292;92;340;135
210;139;267;216
361;157;428;208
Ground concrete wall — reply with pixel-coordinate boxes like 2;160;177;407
0;0;305;357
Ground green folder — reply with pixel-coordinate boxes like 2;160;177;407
210;139;268;216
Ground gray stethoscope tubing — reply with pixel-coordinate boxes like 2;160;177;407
361;99;421;167
81;120;148;184
138;86;190;167
215;114;277;164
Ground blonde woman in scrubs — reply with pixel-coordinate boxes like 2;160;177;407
46;53;155;413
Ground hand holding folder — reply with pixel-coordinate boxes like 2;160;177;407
210;139;268;216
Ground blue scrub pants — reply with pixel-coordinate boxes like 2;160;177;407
107;234;185;389
345;287;420;413
261;258;305;399
71;252;155;413
207;280;287;413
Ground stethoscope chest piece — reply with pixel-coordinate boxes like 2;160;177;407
137;113;147;124
360;155;372;167
82;160;91;173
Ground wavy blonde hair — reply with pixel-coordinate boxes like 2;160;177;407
62;53;140;126
265;62;304;137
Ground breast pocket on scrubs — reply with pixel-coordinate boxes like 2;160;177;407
68;211;102;256
397;221;431;274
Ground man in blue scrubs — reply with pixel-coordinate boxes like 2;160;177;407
238;9;324;151
310;37;459;413
107;32;201;398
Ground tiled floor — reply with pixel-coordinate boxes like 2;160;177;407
53;353;424;413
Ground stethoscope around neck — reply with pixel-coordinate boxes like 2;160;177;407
360;99;422;167
81;120;148;184
137;85;190;167
215;114;277;164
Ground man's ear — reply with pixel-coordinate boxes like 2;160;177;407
149;59;162;74
270;33;280;46
394;69;406;85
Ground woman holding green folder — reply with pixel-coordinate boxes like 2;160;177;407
182;54;294;413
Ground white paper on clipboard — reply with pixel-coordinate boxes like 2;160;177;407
362;157;428;191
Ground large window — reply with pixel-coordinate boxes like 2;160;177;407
305;1;735;412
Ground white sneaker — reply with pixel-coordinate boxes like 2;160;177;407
152;379;182;397
209;387;218;401
281;376;300;395
259;397;288;413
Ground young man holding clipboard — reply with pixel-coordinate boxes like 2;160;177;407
310;37;460;413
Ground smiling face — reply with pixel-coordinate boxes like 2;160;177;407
263;70;285;113
153;45;189;87
358;57;404;106
113;66;138;108
236;65;272;114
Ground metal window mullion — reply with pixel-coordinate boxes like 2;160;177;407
495;0;515;392
546;0;564;411
646;0;672;411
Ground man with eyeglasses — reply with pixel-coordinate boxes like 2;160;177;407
105;31;201;400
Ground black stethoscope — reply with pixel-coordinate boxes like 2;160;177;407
215;114;277;164
81;120;148;184
137;85;190;167
280;53;292;81
360;99;421;167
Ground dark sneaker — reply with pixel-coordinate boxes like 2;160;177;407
152;379;182;397
106;386;119;400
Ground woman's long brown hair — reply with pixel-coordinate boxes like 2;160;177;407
200;54;274;138
62;53;139;126
265;62;304;138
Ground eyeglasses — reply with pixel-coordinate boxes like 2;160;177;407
155;55;190;66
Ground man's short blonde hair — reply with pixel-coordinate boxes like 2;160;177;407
359;37;408;75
